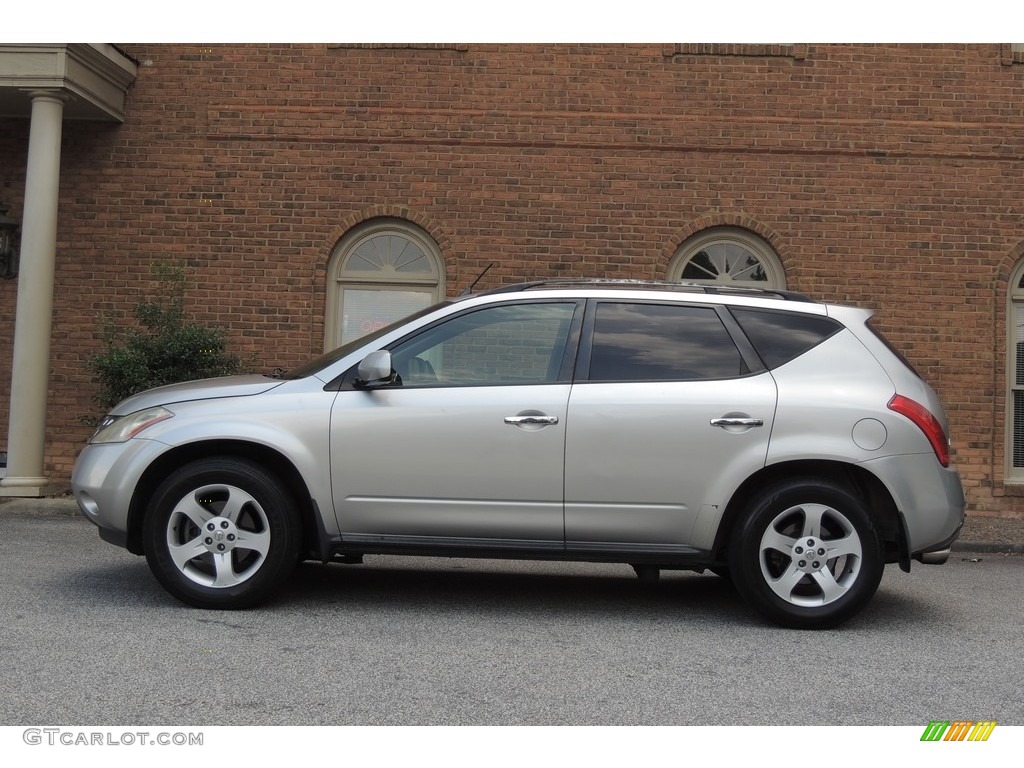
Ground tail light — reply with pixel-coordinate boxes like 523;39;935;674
887;394;950;467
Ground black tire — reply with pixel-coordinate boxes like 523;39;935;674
729;478;883;629
143;457;301;609
709;566;731;581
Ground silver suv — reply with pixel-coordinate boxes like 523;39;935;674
72;280;964;628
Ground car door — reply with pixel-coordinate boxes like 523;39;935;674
330;300;582;547
564;300;776;550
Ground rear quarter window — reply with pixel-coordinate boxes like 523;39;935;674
865;318;922;378
731;308;842;370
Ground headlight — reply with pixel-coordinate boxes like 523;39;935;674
91;407;174;444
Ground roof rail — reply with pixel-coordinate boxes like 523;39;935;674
474;278;816;303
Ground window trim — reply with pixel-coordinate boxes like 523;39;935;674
1006;261;1024;482
326;218;445;350
668;227;787;290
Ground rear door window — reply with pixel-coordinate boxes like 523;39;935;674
585;302;747;381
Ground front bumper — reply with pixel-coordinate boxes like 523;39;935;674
71;438;168;550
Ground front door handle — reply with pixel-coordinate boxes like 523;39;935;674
504;415;559;426
710;417;764;428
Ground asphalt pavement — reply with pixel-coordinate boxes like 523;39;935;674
1;496;1022;727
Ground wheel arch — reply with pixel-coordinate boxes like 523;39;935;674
712;460;907;567
125;440;323;560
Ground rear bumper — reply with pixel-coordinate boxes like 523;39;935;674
862;452;966;556
916;547;951;565
912;516;964;565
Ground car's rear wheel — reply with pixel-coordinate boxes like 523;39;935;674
729;478;883;629
143;458;301;609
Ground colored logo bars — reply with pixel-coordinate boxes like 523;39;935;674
921;721;997;742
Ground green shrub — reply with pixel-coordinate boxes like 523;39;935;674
89;264;241;411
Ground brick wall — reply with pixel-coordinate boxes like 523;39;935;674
1;43;1023;517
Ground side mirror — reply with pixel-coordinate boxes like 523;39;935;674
356;350;396;388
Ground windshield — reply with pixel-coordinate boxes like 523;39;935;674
280;302;453;380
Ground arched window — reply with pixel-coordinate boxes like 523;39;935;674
668;227;786;289
326;219;445;348
1007;261;1024;480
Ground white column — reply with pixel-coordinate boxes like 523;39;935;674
1;90;67;496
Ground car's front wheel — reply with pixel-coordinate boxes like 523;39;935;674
729;478;883;629
143;458;301;609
